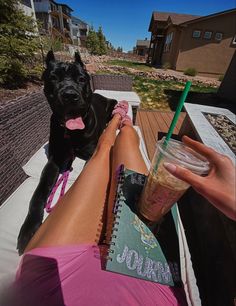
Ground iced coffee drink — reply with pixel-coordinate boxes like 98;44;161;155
138;138;209;222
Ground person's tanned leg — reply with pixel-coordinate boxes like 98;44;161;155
25;117;149;252
25;115;121;252
105;124;148;242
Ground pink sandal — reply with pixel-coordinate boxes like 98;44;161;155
112;101;132;128
112;101;129;118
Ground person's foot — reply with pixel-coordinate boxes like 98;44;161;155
112;101;129;119
120;115;133;128
112;101;132;128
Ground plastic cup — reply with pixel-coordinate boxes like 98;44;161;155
138;137;210;223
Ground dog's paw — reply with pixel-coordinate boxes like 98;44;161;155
17;214;42;256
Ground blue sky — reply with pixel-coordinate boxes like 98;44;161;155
60;0;235;51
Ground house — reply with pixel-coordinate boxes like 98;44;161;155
33;0;73;44
19;0;36;19
71;16;89;47
147;9;236;75
135;38;150;56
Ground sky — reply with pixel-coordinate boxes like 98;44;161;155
59;0;235;52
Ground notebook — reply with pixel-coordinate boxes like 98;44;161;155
105;165;181;287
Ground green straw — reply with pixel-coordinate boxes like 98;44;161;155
164;80;192;145
154;80;192;172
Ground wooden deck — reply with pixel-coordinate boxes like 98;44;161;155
135;110;186;160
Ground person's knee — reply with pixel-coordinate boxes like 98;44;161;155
119;125;139;144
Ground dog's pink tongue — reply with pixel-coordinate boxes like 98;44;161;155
66;117;85;130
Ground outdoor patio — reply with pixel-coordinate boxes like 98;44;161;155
0;73;235;306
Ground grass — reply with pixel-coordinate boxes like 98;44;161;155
133;76;218;111
98;60;218;111
104;59;154;72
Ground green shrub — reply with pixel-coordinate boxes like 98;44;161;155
41;36;63;52
218;74;224;81
0;58;27;88
30;63;44;80
162;62;171;70
184;68;197;76
0;0;39;88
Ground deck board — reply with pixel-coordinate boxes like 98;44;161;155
136;110;186;160
165;112;183;131
136;111;156;159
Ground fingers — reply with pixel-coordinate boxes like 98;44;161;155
164;162;204;190
182;136;220;163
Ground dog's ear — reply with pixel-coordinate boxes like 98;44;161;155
74;51;85;68
45;50;55;67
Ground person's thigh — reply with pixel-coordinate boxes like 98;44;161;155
112;126;148;174
25;144;111;252
105;125;149;242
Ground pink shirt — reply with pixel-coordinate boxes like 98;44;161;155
13;244;187;306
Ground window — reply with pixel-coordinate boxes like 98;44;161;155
204;31;212;40
215;32;223;41
192;30;201;38
80;29;87;37
72;28;78;37
51;3;57;11
21;0;32;7
164;32;173;52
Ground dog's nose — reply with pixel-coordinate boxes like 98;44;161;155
62;91;78;101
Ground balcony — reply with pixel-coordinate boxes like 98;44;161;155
50;10;60;17
62;7;71;17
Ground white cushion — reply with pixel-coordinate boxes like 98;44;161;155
23;145;86;181
94;90;141;107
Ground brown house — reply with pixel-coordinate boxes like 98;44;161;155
135;38;150;56
147;9;236;75
34;0;73;44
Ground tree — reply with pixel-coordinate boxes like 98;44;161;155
117;47;123;53
0;0;39;88
97;26;107;55
86;26;100;55
86;25;108;56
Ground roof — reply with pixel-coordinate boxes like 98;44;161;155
136;39;150;47
152;11;200;25
150;8;236;30
180;8;236;25
52;0;73;12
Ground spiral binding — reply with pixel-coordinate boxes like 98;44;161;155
106;164;125;262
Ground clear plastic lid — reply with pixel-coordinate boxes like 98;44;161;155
157;137;210;175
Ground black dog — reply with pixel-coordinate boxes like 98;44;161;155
17;51;117;254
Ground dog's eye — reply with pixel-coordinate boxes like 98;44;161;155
78;76;86;83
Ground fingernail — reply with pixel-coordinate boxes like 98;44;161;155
164;162;176;173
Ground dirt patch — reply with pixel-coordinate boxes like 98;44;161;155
0;81;43;104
